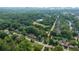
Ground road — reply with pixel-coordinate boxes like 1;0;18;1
41;15;59;51
11;18;57;51
48;15;59;37
33;21;49;28
25;36;53;49
12;15;59;51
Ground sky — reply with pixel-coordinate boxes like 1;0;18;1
0;0;79;7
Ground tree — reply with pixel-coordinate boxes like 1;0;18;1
61;30;73;39
0;31;8;39
18;39;33;51
49;39;58;46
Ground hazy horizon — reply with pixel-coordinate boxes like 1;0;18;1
0;0;79;7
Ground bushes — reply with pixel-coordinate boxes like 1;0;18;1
52;45;63;51
33;43;43;51
69;40;78;46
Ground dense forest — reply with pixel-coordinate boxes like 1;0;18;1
0;7;79;51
